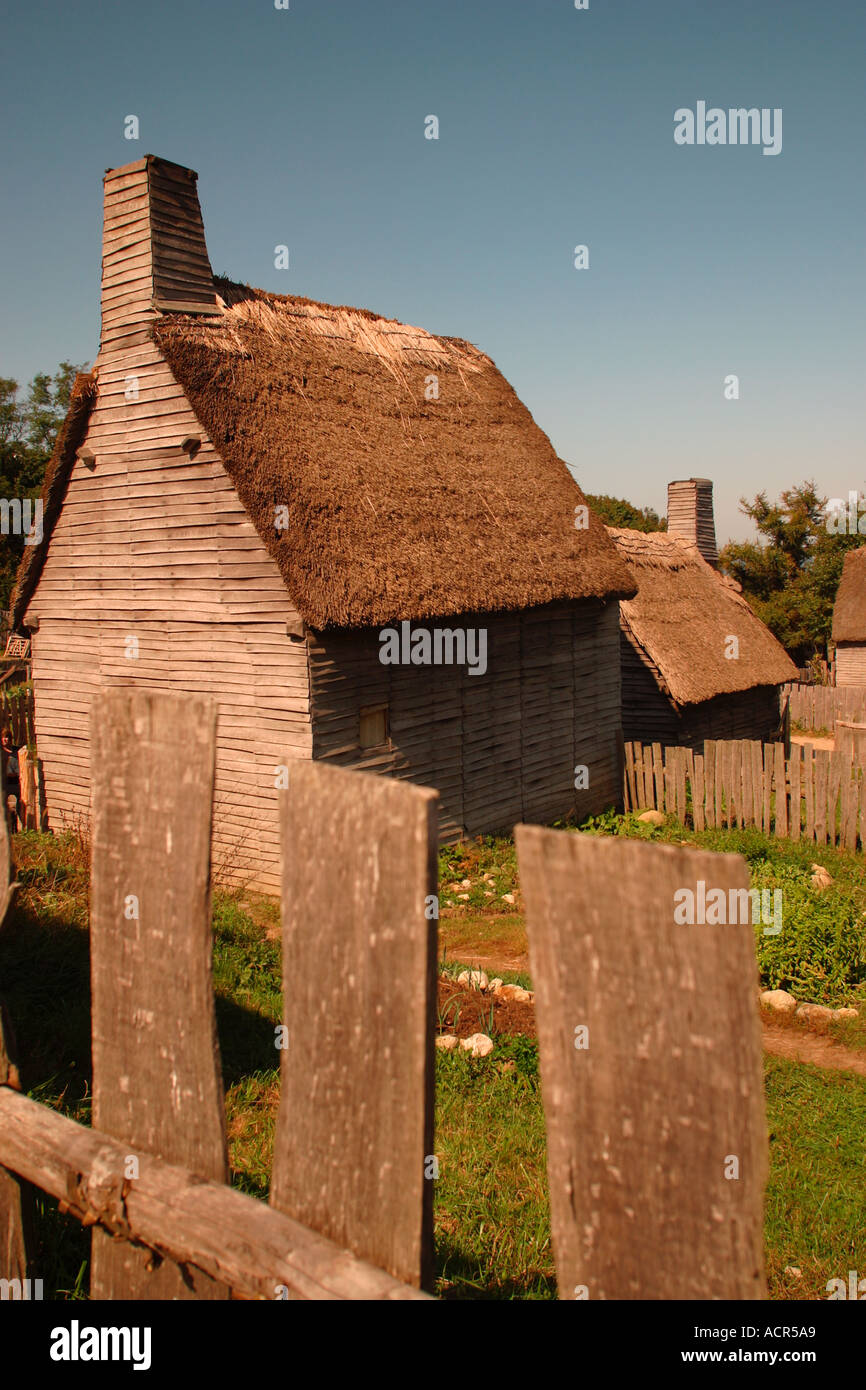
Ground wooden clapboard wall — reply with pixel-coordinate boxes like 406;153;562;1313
309;599;622;839
836;644;866;687
22;161;311;894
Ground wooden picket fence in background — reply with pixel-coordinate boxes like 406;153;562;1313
0;690;767;1301
783;682;866;732
624;737;866;851
0;684;34;749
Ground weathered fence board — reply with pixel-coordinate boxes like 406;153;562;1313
271;762;438;1290
0;792;28;1288
625;738;865;851
784;682;866;732
788;743;801;842
89;690;229;1300
516;827;767;1300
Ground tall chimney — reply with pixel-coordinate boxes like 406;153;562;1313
99;155;219;356
667;478;718;567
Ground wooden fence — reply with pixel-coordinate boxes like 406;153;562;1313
0;684;34;749
0;690;767;1300
624;737;866;850
783;681;866;732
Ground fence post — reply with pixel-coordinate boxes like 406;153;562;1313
516;827;767;1299
0;798;29;1291
271;762;439;1290
89;690;229;1300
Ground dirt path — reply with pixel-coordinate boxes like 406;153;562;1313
791;733;835;752
761;1021;866;1077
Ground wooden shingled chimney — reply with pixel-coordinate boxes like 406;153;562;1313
100;155;219;354
667;478;719;568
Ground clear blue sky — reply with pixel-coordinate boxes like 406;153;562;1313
1;0;863;543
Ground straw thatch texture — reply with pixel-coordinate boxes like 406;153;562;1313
11;373;97;628
608;528;797;706
831;546;866;643
153;280;635;628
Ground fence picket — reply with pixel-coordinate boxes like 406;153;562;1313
0;802;29;1288
815;753;828;845
803;746;815;842
515;827;767;1299
89;690;229;1300
774;743;787;839
703;742;716;829
271;762;438;1290
692;753;705;834
828;754;844;850
788;744;801;842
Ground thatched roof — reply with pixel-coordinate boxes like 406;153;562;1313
831;547;866;643
607;528;797;706
149;279;634;628
11;372;97;628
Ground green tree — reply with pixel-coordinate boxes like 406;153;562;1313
0;362;87;610
719;482;863;663
586;494;666;532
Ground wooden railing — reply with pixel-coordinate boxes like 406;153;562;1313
624;737;866;850
0;691;767;1300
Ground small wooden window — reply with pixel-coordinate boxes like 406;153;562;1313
359;703;389;749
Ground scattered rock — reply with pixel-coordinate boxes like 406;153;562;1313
784;1266;802;1280
460;1032;494;1058
501;892;516;905
435;1034;459;1051
795;1002;835;1023
489;978;504;993
638;810;665;826
484;890;494;897
498;983;533;1003
459;879;472;889
457;893;470;900
760;989;797;1013
833;1007;859;1019
810;864;834;890
457;969;489;992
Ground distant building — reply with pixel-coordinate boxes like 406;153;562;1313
832;546;866;686
608;480;797;747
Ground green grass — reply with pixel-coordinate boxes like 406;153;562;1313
2;824;865;1300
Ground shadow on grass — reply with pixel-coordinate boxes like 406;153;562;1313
435;1237;556;1300
0;875;284;1300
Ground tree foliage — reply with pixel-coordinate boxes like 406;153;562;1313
586;494;666;532
0;363;87;610
719;482;863;663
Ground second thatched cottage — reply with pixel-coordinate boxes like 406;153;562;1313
608;480;797;747
12;155;635;891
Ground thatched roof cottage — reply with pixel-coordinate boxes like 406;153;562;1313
13;155;635;891
608;481;797;747
832;546;866;686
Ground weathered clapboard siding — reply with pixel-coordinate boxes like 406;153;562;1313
24;336;311;893
621;628;783;748
836;643;866;687
309;600;622;839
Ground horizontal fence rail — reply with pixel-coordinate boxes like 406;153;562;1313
624;738;866;851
